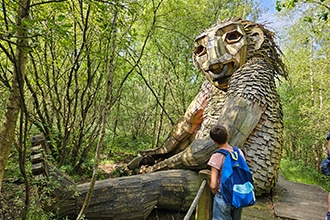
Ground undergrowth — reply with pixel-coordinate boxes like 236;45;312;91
280;157;330;192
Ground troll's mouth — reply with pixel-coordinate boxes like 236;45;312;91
208;62;234;81
208;64;228;80
204;63;234;90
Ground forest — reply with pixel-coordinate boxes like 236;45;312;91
0;0;330;219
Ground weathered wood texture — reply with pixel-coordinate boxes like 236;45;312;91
196;170;212;220
30;139;199;220
273;175;327;220
54;169;198;219
136;19;288;196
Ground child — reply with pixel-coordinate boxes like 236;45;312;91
207;124;246;220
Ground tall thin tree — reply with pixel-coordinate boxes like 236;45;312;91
0;0;30;191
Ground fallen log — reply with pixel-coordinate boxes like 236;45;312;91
31;135;199;219
42;167;199;219
63;169;199;219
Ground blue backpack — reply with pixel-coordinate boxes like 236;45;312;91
216;147;256;208
321;157;330;176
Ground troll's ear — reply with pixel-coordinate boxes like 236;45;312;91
250;26;265;50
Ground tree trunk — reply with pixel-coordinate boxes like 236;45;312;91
37;167;199;220
0;0;30;192
30;134;199;220
67;169;198;219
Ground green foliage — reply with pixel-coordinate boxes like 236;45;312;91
110;133;155;154
25;197;56;220
276;0;299;11
0;181;26;219
3;152;24;182
276;0;330;22
1;156;62;219
277;1;330;170
281;157;330;191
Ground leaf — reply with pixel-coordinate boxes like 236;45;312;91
275;0;283;11
320;12;328;21
302;16;313;23
58;14;66;22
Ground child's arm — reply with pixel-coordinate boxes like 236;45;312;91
210;166;219;195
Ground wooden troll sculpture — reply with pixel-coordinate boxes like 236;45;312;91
136;17;288;194
34;18;288;219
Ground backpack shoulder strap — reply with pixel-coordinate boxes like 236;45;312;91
232;146;243;158
215;149;229;156
232;147;251;172
232;146;239;152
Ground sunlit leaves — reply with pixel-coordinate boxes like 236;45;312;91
277;3;330;167
276;0;329;22
276;0;299;11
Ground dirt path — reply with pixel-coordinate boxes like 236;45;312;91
273;174;327;220
244;174;328;220
146;173;328;220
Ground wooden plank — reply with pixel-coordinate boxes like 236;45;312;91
273;175;327;220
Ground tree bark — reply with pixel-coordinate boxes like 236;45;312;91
0;0;30;192
66;169;198;220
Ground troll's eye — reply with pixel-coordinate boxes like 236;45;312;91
194;45;207;56
225;31;242;44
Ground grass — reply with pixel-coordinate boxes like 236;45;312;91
280;157;330;192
